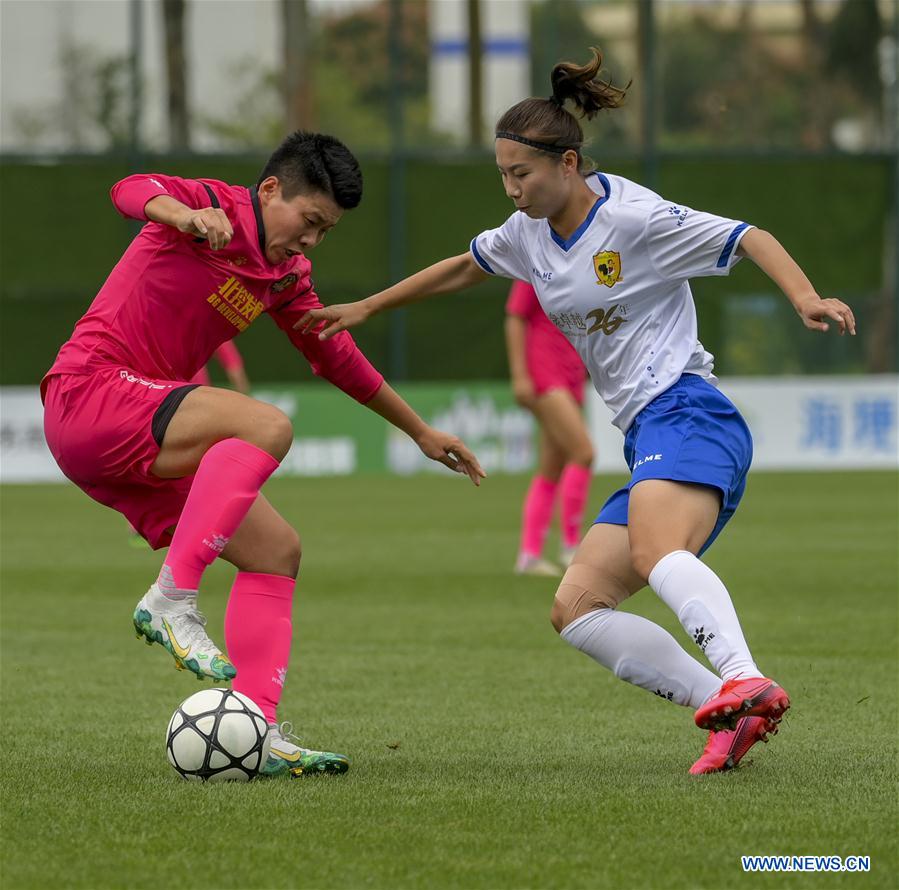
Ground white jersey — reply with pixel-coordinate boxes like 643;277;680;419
471;172;753;431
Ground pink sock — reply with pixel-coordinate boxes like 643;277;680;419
160;438;279;592
560;463;592;548
520;475;558;557
224;571;295;724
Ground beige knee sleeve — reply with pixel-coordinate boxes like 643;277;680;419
550;563;633;633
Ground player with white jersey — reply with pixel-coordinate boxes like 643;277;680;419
296;49;857;774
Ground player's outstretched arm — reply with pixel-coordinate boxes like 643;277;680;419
295;253;488;341
144;195;234;250
736;228;856;335
365;382;487;486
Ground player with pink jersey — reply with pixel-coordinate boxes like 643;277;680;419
42;131;485;778
505;280;593;576
127;343;250;548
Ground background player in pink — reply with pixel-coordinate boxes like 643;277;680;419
190;340;250;393
42;131;485;778
505;280;593;576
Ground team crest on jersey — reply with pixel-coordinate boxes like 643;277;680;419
593;250;623;288
271;273;298;293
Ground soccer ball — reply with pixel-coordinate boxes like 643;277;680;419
166;688;271;782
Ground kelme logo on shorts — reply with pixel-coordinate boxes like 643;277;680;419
119;370;169;390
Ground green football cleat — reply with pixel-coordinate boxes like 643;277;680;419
133;583;236;682
261;722;350;778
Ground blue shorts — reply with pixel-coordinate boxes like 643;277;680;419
595;374;753;555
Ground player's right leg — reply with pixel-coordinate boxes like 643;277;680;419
532;388;594;567
552;523;778;772
551;522;723;709
136;387;294;681
218;495;349;778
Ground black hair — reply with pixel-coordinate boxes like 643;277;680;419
495;47;629;171
257;131;363;209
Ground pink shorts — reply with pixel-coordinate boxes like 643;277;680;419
42;367;198;549
531;370;586;405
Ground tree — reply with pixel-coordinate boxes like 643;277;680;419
282;0;314;130
161;0;191;149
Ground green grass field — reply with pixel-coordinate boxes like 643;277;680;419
1;471;896;889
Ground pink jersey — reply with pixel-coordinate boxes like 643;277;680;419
506;281;585;396
43;174;383;403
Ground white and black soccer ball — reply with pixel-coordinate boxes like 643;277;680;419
166;688;271;782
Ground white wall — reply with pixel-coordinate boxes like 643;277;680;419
586;376;899;472
3;376;897;483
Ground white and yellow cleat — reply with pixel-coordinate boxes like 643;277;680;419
262;722;350;778
133;583;236;682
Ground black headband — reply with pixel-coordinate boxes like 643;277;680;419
494;131;575;154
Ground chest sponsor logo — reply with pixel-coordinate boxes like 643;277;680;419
547;311;587;333
206;275;265;332
593;249;623;288
272;273;298;293
586;303;627;336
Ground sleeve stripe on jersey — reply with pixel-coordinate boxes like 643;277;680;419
470;237;496;275
716;222;749;268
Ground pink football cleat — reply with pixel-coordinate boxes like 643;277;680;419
694;676;790;732
689;716;776;775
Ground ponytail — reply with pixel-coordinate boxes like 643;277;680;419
495;47;629;169
550;47;629;120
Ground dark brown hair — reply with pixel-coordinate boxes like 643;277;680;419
495;47;629;168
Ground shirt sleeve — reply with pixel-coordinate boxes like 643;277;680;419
268;284;384;405
645;199;754;280
110;173;212;220
505;280;538;319
470;213;531;282
212;341;244;372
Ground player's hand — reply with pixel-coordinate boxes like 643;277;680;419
415;427;487;487
796;295;856;336
511;374;536;408
294;301;372;340
177;207;234;250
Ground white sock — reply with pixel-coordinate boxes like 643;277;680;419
648;550;760;681
560;608;721;708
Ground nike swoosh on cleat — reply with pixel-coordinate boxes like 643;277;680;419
270;747;303;762
161;618;191;660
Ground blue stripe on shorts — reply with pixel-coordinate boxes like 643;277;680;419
595;373;753;555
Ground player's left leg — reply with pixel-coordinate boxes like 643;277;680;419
516;427;565;576
532;388;593;566
627;479;790;731
219;495;348;778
